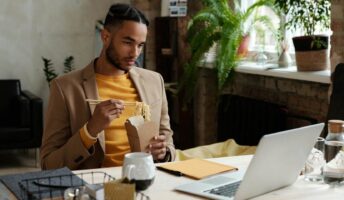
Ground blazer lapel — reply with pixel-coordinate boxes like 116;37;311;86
82;62;98;112
82;61;106;151
129;68;148;103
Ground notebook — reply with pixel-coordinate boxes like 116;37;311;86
158;158;237;179
175;123;324;200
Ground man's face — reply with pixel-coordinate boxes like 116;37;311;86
104;21;147;71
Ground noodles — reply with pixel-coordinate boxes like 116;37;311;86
85;99;151;121
134;102;151;121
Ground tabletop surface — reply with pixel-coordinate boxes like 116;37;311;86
75;155;344;200
3;155;344;199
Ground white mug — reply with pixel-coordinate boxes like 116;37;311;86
122;152;155;191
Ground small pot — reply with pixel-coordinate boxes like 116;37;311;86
292;35;330;71
237;35;250;58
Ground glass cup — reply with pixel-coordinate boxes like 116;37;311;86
122;152;155;191
304;137;326;182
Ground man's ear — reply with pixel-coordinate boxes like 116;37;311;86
101;28;111;45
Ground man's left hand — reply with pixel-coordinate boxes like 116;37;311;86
148;135;168;161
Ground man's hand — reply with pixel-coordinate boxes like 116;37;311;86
87;99;124;137
148;135;168;161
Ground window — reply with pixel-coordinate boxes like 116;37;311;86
240;0;332;55
240;0;280;54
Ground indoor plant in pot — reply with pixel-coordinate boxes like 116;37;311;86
179;0;277;145
274;0;331;71
180;0;276;103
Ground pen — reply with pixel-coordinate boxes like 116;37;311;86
157;166;183;177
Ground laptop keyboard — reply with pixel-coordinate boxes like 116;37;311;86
205;181;241;197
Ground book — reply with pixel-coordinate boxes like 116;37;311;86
157;158;237;180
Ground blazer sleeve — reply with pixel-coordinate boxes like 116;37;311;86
158;74;176;161
40;79;95;170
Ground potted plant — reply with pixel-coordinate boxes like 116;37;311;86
177;0;277;145
274;0;331;71
179;0;276;103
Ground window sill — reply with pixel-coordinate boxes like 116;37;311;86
236;61;331;84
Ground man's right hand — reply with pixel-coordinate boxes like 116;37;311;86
86;99;124;137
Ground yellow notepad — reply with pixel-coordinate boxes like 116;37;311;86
158;158;237;179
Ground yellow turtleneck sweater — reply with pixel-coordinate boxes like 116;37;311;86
80;73;139;167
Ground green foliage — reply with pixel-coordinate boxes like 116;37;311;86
179;0;276;104
42;56;75;86
42;57;58;86
274;0;331;36
311;37;327;49
63;56;75;73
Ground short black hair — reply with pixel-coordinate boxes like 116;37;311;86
104;3;149;30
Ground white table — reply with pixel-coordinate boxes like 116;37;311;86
74;155;344;200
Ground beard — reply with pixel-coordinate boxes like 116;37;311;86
105;43;132;72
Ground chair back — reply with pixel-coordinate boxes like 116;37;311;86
0;80;21;125
324;63;344;136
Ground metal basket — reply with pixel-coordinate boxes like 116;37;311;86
19;171;115;200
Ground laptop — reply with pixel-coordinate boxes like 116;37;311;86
175;123;324;200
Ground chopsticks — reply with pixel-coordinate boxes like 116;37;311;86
85;99;137;106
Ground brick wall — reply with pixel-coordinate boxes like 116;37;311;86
132;0;160;71
331;1;344;71
222;73;330;124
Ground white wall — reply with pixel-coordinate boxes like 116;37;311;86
0;0;130;109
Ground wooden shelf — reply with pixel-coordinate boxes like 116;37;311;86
155;16;194;149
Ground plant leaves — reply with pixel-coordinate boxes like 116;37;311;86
180;0;277;105
42;57;58;86
63;56;75;73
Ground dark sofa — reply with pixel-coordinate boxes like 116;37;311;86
0;80;43;150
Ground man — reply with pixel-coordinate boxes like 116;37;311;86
40;3;175;170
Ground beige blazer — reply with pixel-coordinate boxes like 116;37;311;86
40;61;175;170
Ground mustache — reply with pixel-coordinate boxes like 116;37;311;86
124;57;136;60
